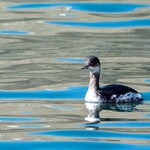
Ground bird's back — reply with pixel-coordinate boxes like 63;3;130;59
100;84;137;96
99;84;142;102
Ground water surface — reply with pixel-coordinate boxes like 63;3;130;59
6;2;149;13
0;0;150;149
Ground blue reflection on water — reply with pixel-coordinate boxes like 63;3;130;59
145;79;150;83
46;19;150;28
6;2;149;14
0;86;87;100
83;121;150;128
0;30;31;35
0;117;40;122
145;114;150;117
0;86;149;101
32;129;150;140
46;105;75;111
56;58;84;63
142;92;150;101
0;141;149;150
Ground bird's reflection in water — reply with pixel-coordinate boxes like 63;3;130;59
84;100;143;125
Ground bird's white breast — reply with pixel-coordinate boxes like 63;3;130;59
85;89;101;102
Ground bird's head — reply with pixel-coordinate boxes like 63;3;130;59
81;56;101;74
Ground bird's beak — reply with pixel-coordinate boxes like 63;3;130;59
81;65;89;70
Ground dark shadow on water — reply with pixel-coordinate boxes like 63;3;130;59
84;100;143;123
0;141;150;150
84;117;147;130
101;102;143;112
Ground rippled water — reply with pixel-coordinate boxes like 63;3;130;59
0;1;150;149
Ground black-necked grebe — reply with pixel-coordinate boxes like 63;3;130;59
81;56;143;122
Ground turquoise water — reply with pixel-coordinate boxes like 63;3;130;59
0;116;40;122
83;121;150;128
0;86;149;100
6;2;149;13
32;129;150;140
145;79;150;83
0;1;150;149
46;18;150;28
56;58;84;63
0;141;150;150
0;30;31;35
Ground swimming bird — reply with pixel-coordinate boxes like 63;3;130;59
81;56;143;122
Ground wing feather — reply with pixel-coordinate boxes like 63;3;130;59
100;84;137;97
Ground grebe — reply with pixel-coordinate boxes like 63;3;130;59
81;56;143;122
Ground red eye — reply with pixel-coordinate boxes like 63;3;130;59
90;62;94;66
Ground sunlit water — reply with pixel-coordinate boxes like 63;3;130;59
0;1;150;149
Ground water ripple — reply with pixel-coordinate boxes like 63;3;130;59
0;116;40;122
31;129;150;141
0;86;86;100
0;141;149;150
0;30;32;35
145;79;150;83
0;86;149;101
144;114;150;117
6;2;149;14
83;121;150;128
56;58;84;63
46;19;150;28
